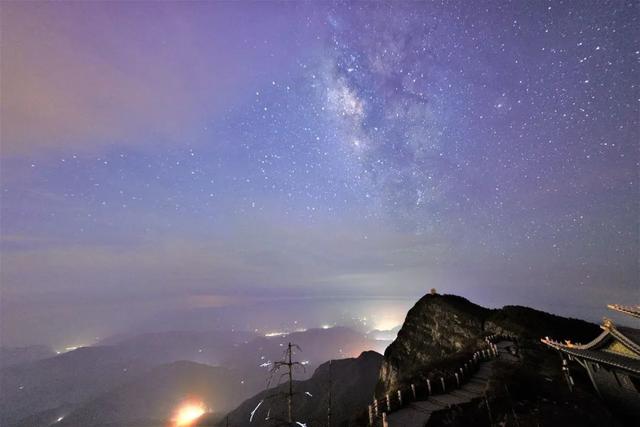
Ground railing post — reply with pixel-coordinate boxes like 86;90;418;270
440;377;446;392
386;393;391;412
368;405;374;426
397;390;402;406
427;379;432;395
373;398;379;417
562;358;574;392
411;384;416;400
455;372;460;387
382;412;388;427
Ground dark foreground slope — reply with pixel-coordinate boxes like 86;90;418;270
197;351;383;427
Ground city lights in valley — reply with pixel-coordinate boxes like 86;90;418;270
172;401;206;426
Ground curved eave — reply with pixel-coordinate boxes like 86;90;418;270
541;328;611;351
541;323;640;356
541;339;640;375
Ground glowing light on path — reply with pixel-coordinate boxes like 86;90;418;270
173;402;206;426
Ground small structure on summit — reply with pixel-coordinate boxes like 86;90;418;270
541;304;640;420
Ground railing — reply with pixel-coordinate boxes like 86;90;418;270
367;334;515;427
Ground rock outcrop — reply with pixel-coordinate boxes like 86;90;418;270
380;294;489;391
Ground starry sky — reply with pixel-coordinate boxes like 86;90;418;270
1;1;638;346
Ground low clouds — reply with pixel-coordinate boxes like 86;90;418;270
0;219;442;299
0;218;452;345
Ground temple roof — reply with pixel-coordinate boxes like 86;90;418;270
541;317;640;373
612;326;640;355
541;340;640;374
607;304;640;319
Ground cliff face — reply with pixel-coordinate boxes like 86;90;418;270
380;294;489;391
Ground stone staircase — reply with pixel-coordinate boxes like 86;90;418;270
386;341;515;427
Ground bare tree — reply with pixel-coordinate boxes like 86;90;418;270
270;342;304;425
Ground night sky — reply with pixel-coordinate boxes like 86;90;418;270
1;1;638;346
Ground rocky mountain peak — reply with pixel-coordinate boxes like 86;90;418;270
378;292;600;393
380;293;489;391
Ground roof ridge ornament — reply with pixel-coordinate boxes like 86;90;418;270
603;317;614;329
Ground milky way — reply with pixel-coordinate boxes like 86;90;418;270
1;1;638;345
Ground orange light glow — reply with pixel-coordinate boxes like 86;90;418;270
172;402;206;426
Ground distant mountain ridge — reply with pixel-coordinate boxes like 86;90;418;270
0;326;379;427
197;351;384;427
0;345;154;427
55;361;251;427
0;345;55;368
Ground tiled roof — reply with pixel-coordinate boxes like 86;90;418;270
541;316;640;373
611;326;640;355
542;321;640;354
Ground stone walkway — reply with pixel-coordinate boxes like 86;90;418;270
386;341;516;427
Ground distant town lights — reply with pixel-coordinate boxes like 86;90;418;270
55;344;86;354
172;402;206;427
